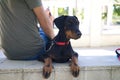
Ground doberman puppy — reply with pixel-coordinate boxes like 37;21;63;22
39;15;82;79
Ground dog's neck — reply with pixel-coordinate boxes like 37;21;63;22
54;30;69;42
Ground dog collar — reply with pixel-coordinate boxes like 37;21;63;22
55;41;69;46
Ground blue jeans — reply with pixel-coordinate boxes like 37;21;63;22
39;28;50;45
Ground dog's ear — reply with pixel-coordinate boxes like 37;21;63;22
54;15;67;29
73;16;78;19
73;16;80;24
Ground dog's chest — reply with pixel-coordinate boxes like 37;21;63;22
51;46;71;63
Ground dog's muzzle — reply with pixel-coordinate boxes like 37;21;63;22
74;30;82;39
77;31;82;38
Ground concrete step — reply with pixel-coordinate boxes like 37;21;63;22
0;47;120;80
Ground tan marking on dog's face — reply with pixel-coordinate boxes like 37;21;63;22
65;30;80;39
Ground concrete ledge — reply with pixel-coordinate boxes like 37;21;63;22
0;47;120;80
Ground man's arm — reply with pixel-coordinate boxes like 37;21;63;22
33;6;55;39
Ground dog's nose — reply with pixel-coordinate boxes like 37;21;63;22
76;32;82;38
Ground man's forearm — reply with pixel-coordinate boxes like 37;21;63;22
33;6;55;39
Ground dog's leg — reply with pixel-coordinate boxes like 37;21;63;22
70;53;80;77
43;57;53;79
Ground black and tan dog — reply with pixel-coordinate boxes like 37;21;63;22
39;15;82;78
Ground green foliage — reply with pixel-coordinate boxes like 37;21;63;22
58;7;68;16
73;8;76;16
114;0;120;3
102;12;107;19
79;9;84;20
113;5;120;16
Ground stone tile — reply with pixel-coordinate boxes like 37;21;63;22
83;69;111;80
112;66;120;80
23;62;55;80
24;72;55;80
54;63;72;80
78;56;120;67
54;70;72;80
53;63;84;80
0;59;27;70
65;70;86;80
24;72;41;80
0;72;22;80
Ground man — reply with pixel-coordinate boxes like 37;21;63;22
0;0;55;60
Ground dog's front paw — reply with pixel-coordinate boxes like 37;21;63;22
43;64;53;79
70;63;80;77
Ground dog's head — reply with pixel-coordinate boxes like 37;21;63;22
54;15;82;39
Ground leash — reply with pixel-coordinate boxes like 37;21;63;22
46;40;55;52
115;48;120;60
